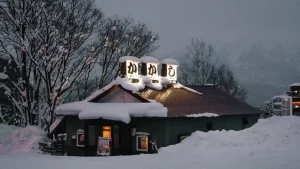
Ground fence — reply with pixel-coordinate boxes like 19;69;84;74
39;140;65;155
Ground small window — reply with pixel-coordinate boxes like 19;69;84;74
102;126;111;138
136;135;148;152
76;129;85;147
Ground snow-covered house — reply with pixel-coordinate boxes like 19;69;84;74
272;95;292;116
50;56;261;156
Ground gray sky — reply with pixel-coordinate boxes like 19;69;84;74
96;0;300;57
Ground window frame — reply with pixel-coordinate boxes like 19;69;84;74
136;135;149;152
76;129;85;147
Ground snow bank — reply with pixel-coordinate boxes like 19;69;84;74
160;116;300;153
186;113;219;117
0;124;45;154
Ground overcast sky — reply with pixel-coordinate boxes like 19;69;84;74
96;0;300;57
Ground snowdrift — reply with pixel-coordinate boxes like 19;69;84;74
0;124;45;153
160;116;300;153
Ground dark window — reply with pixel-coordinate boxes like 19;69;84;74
206;122;213;131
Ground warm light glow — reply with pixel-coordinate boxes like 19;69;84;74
155;90;172;102
102;126;111;138
140;137;148;150
136;136;148;151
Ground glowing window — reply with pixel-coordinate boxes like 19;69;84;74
102;126;111;138
136;136;148;152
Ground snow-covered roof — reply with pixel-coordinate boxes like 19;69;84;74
49;116;65;133
161;58;179;65
272;94;291;99
290;83;300;87
185;113;219;118
119;56;140;63
140;56;160;63
85;76;201;102
173;83;202;95
55;101;167;124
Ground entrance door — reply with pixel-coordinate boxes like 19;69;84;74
120;124;132;155
112;125;121;155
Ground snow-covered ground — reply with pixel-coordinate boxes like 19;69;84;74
1;116;300;169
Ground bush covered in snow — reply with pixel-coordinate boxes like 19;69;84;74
160;116;300;153
0;124;46;153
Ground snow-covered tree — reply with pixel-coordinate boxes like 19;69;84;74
0;0;104;127
260;101;273;116
0;0;158;128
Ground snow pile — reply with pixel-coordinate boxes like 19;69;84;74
56;101;168;123
161;116;300;153
119;56;140;63
85;77;145;101
0;124;45;154
173;83;202;95
186;112;219;117
140;56;160;63
290;83;300;86
161;58;179;65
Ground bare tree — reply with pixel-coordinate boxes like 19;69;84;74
179;39;247;101
68;16;159;101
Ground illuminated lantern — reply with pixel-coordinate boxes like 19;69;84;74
161;58;179;83
119;56;140;80
140;56;159;82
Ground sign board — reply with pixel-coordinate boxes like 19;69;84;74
126;60;139;79
97;137;111;156
146;63;159;80
166;64;178;81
